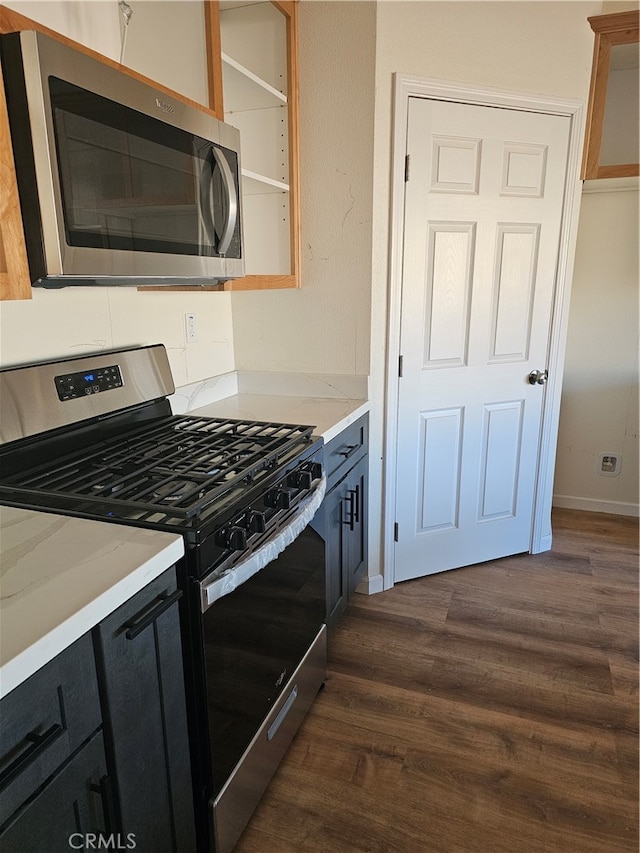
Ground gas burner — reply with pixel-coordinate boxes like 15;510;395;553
1;406;314;528
143;439;199;458
151;479;201;504
91;480;126;495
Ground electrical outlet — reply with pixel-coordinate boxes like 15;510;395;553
185;312;197;343
598;452;621;477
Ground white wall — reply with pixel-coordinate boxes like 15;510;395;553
119;0;209;105
366;0;601;580
231;0;604;582
2;0;120;57
0;0;235;387
3;0;634;574
230;1;376;376
554;180;639;516
554;0;639;517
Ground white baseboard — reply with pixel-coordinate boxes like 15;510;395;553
553;494;640;518
532;533;553;554
355;573;385;595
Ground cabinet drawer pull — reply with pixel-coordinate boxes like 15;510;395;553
338;444;359;460
0;723;64;790
90;774;116;833
125;589;182;640
352;484;360;523
343;490;356;531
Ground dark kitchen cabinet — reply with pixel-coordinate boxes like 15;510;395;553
323;413;369;634
0;733;110;853
0;566;195;853
94;569;196;853
0;634;108;852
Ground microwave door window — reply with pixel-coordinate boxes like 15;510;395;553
49;77;217;257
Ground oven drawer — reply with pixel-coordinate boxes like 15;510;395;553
325;413;369;491
0;632;102;826
211;625;326;853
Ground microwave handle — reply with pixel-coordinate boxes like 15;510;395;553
198;156;217;250
211;146;238;256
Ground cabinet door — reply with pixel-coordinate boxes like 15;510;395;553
324;480;348;633
94;569;196;853
0;633;102;827
325;455;369;634
345;457;368;598
0;732;109;853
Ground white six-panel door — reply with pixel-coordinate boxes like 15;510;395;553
394;97;571;582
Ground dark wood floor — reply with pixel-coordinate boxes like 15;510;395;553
235;509;639;853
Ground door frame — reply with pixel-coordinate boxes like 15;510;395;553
382;74;585;591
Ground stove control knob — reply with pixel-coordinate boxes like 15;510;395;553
217;525;247;551
287;470;312;491
309;462;323;481
264;488;293;510
246;510;266;534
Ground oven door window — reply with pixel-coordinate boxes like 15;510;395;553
203;524;325;794
48;76;241;259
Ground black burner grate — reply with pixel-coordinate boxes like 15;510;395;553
1;415;313;527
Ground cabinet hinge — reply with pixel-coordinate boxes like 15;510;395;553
398;355;403;378
394;522;399;542
404;154;411;182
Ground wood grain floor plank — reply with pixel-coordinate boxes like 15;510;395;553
234;509;638;853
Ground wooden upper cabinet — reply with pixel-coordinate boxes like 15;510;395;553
582;10;639;180
0;59;30;300
141;0;300;292
0;0;300;300
217;0;300;290
144;0;300;292
205;0;225;120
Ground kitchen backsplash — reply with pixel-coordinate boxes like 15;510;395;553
0;285;235;388
170;371;368;415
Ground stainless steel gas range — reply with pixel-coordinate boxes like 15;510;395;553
0;344;327;853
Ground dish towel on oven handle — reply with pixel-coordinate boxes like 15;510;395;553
201;475;327;611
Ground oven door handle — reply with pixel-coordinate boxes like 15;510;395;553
200;475;327;613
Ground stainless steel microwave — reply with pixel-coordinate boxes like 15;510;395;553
0;30;244;287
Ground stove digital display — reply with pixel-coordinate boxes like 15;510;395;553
54;364;123;401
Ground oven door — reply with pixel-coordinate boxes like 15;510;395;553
198;486;327;853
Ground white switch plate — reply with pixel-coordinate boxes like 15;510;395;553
185;312;197;343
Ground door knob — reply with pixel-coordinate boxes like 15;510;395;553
528;369;548;386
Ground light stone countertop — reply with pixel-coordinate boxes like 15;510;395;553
0;506;184;699
189;394;369;444
0;380;368;698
